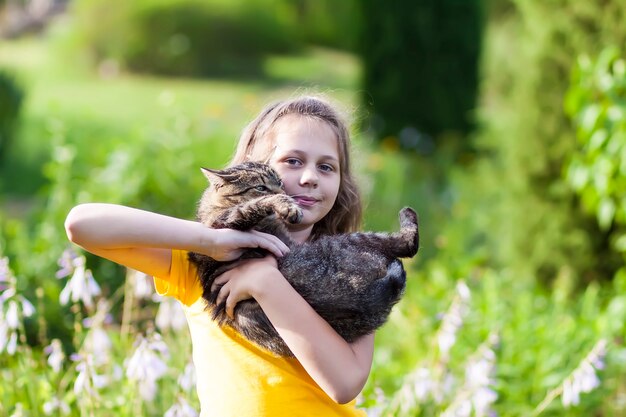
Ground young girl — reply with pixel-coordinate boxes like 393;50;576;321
65;96;372;416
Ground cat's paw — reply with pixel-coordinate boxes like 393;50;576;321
273;195;303;224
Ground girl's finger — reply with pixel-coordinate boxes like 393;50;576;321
226;294;236;319
211;271;232;292
215;281;230;308
249;230;290;256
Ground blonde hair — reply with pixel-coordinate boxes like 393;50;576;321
230;96;362;239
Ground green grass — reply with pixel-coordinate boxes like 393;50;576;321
0;38;360;133
0;37;362;204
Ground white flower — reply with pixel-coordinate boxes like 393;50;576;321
4;296;35;327
72;353;109;400
361;387;387;417
58;255;101;309
43;396;70;415
131;269;153;299
441;333;499;417
44;339;65;373
455;400;472;417
6;331;17;355
465;352;495;390
437;281;471;358
85;328;113;366
472;387;498;416
561;339;607;407
20;298;35;318
0;320;8;352
56;248;80;279
412;367;432;401
82;300;113;365
456;281;471;301
9;403;25;417
178;362;196;392
6;300;19;328
125;332;170;401
532;339;608;416
165;396;198;417
0;256;10;278
155;296;187;332
0;290;35;356
0;257;13;292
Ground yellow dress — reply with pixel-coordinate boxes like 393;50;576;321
154;249;368;417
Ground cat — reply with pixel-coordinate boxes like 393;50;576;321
188;161;419;357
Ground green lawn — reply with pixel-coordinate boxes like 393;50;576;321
0;37;362;201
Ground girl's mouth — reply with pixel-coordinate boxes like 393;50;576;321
293;196;319;207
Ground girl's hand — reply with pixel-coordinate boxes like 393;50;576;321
212;256;280;317
205;229;289;262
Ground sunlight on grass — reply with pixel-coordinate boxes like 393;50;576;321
0;36;362;201
0;38;361;137
264;46;362;90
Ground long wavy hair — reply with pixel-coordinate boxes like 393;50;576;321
229;96;362;239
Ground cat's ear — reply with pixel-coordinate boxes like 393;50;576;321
200;167;224;188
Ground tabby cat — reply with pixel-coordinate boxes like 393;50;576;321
188;161;419;357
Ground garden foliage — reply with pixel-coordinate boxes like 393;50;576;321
0;70;23;160
359;0;482;150
62;0;360;78
2;3;626;414
465;0;626;285
565;47;626;283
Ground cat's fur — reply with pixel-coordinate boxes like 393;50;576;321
188;161;419;357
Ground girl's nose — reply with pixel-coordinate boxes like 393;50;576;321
300;166;319;188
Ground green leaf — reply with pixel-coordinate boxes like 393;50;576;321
580;104;602;134
607;105;625;124
614;234;626;252
614;59;626;78
597;198;616;230
566;161;589;190
588;129;608;151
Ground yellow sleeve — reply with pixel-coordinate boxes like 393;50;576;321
153;250;202;306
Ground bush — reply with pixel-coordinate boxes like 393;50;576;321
359;0;483;149
564;46;626;281
0;70;23;160
68;0;300;77
464;0;626;284
291;0;362;52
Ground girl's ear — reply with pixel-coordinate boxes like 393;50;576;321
200;167;224;188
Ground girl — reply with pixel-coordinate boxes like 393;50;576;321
65;96;372;416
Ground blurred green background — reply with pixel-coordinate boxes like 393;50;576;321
1;0;626;416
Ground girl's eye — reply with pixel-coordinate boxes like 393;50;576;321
285;158;301;166
319;164;335;172
255;185;269;192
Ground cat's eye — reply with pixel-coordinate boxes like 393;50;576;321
255;185;269;192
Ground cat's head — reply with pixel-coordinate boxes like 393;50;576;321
198;162;285;216
202;161;283;193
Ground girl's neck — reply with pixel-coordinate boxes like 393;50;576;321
288;225;314;243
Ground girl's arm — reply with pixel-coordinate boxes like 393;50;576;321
64;203;290;277
214;256;374;404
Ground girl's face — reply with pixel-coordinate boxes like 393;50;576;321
266;115;341;240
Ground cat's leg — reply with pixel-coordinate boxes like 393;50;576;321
214;195;303;230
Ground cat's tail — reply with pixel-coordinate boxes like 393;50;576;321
343;206;419;259
394;207;419;258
